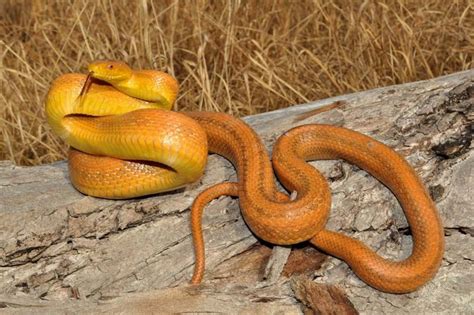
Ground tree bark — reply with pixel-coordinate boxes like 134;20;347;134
1;70;472;314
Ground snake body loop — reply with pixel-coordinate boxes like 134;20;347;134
45;61;444;293
45;64;207;198
275;125;444;292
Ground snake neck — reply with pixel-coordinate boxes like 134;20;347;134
111;70;178;108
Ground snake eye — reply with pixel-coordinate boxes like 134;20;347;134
107;64;114;70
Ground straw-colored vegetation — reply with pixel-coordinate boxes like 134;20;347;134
1;0;473;165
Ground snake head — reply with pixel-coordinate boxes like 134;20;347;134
88;60;133;83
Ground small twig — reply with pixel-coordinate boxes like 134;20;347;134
293;100;347;123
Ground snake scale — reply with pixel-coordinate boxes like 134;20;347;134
45;61;444;293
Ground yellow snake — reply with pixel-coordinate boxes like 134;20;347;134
45;61;445;293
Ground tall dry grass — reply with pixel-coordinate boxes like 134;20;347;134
1;0;473;165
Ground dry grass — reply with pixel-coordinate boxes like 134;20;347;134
1;0;473;165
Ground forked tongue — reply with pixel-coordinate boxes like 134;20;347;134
76;71;94;108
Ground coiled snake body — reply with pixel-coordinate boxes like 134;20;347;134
45;61;444;293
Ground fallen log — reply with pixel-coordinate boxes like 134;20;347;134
0;70;472;313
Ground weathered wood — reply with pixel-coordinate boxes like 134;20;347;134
291;276;358;315
1;70;473;313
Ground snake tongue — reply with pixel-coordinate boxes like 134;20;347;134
77;71;94;108
80;71;94;96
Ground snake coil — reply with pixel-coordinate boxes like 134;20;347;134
46;61;444;293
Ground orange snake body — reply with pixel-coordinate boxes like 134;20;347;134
45;61;444;294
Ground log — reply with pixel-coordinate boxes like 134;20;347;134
0;70;472;314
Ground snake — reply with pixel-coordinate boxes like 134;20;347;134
45;60;445;294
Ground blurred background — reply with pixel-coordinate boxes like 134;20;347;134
1;0;473;165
